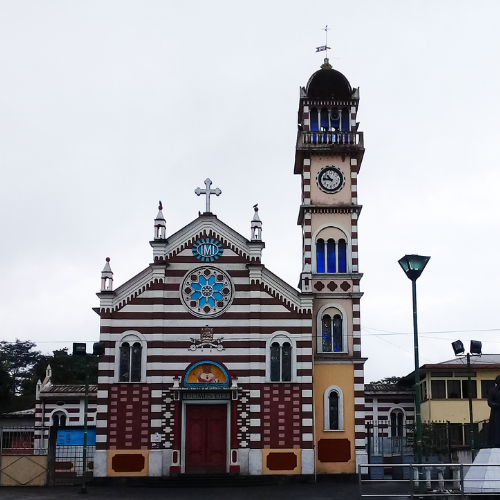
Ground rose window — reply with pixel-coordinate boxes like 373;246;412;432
180;267;234;318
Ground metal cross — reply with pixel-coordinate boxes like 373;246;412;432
195;178;221;213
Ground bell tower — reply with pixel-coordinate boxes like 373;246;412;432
295;58;367;473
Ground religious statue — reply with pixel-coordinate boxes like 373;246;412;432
487;375;500;447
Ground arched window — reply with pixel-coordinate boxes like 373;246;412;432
119;342;142;382
267;334;295;382
316;238;325;273
315;227;349;274
52;412;67;427
321;314;343;352
310;107;319;131
338;239;347;273
327;239;336;273
324;385;344;431
329;392;339;430
116;332;146;383
390;409;405;438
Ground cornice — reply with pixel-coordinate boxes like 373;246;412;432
298;204;362;225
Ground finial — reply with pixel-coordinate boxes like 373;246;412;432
253;203;258;212
159;200;163;211
106;257;110;262
321;57;332;70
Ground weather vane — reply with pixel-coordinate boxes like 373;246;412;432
316;25;331;58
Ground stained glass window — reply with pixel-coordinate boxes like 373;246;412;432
282;343;292;382
119;342;130;382
131;343;142;382
270;343;280;382
322;314;332;352
181;267;233;318
333;315;343;352
338;239;347;273
327;239;336;273
329;392;339;430
317;239;325;273
310;107;318;131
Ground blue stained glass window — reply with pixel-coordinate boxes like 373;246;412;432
327;239;336;273
317;239;325;273
310;108;318;131
338;239;347;273
333;315;342;352
190;272;226;308
322;315;332;352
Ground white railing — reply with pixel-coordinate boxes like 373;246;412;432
358;462;500;499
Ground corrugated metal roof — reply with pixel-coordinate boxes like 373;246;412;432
364;383;414;394
41;384;97;393
437;354;500;366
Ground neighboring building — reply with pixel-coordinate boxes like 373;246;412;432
401;354;500;447
365;383;415;429
364;383;415;459
92;59;367;479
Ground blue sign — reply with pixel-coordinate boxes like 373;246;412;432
57;429;96;446
192;239;223;262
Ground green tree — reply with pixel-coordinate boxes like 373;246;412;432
370;376;402;384
0;339;42;395
0;360;14;408
23;348;98;395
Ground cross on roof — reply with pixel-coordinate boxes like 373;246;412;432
195;178;221;213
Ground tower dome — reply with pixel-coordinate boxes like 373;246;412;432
305;59;352;100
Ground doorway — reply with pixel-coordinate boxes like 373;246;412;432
185;404;227;474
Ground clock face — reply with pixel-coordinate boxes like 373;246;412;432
317;166;345;194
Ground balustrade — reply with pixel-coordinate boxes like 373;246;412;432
300;130;363;147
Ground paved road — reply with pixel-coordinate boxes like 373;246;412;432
0;480;411;500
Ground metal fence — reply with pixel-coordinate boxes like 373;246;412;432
359;462;500;499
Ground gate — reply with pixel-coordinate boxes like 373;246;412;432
49;427;95;485
0;426;48;486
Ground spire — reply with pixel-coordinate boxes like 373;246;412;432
100;257;113;291
251;204;262;241
154;200;166;240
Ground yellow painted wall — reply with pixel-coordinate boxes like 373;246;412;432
422;369;500;423
314;363;356;474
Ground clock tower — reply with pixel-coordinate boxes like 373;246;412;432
295;58;367;473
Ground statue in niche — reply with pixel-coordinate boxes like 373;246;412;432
487;375;500;447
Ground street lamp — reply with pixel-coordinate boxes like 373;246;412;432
452;340;482;457
398;254;430;481
73;342;105;494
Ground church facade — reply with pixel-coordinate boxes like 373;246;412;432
93;60;367;478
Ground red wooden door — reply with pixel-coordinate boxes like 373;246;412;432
185;404;227;474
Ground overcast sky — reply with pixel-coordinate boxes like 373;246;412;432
1;1;499;383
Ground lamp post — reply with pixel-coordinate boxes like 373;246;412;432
451;339;482;458
73;341;105;494
398;254;430;486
